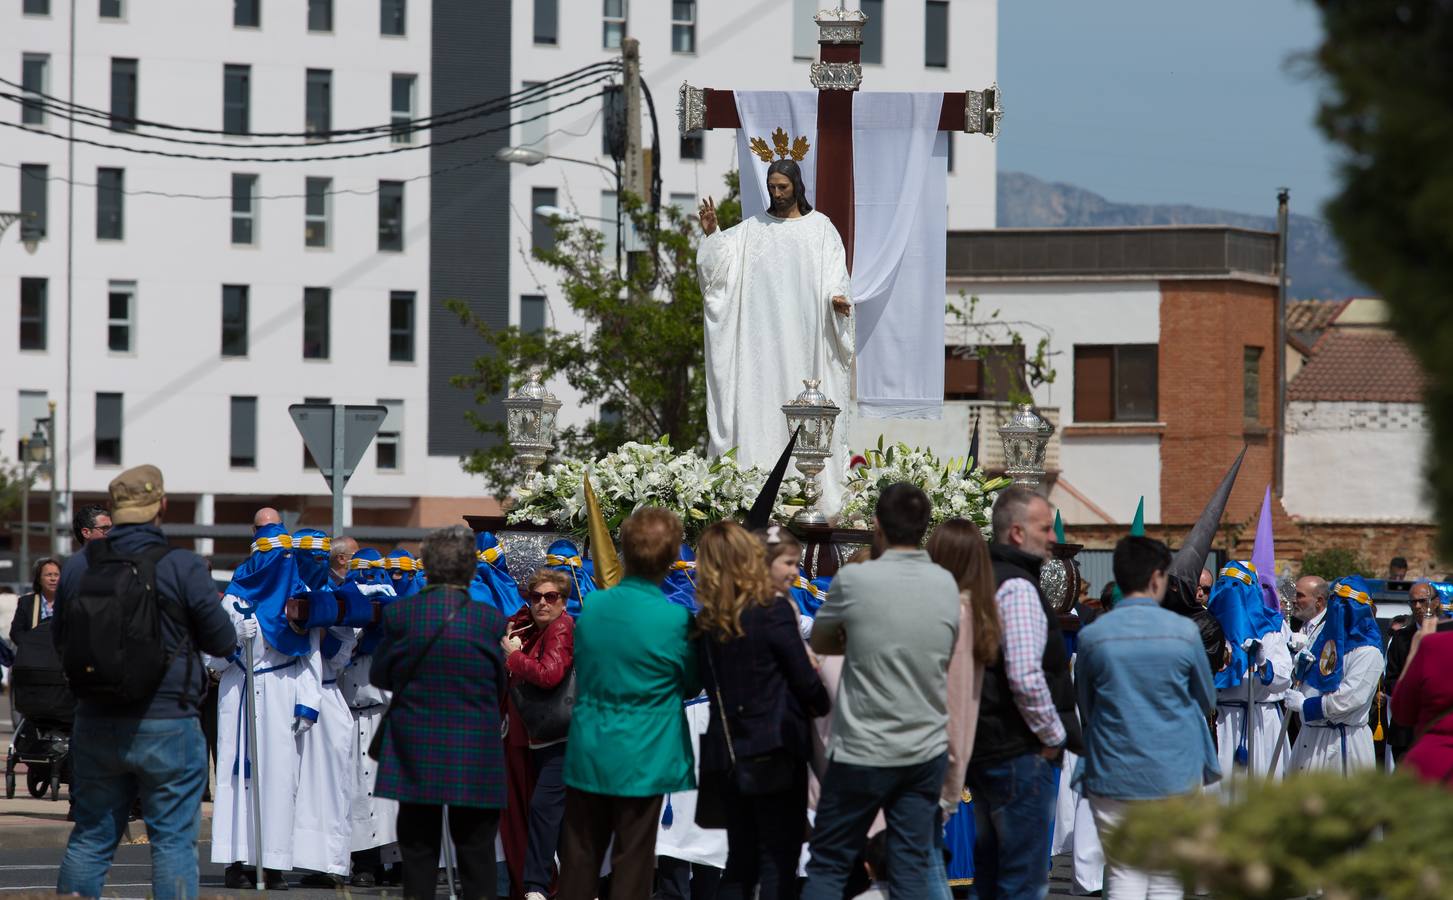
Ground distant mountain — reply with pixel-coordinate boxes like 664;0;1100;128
996;172;1368;301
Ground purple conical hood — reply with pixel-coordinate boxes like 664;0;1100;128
1250;485;1280;614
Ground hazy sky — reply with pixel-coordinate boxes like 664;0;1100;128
997;0;1339;220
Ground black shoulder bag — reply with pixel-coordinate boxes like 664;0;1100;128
367;591;473;761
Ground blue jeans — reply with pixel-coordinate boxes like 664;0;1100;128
57;716;208;900
801;752;948;900
965;752;1058;900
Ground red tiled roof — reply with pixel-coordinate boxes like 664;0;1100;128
1286;298;1349;333
1288;329;1426;403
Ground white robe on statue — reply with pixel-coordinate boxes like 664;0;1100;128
293;626;358;876
1214;623;1294;784
698;209;854;516
209;599;323;871
1289;643;1382;775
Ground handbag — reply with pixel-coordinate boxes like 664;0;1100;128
509;667;577;744
367;590;473;761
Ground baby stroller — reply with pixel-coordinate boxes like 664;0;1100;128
5;602;74;801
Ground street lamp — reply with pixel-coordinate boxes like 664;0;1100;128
18;435;33;588
503;371;561;477
998;402;1053;488
494;146;618;177
0;211;40;253
781;379;842;526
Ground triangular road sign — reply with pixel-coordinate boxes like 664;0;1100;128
288;403;388;489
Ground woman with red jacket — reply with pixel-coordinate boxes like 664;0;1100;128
1390;612;1453;786
500;568;576;900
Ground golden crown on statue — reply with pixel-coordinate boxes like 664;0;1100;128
749;127;810;163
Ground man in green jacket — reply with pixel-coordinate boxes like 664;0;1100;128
559;507;700;900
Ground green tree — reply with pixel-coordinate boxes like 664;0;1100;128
1312;2;1453;558
1299;547;1374;581
450;173;741;493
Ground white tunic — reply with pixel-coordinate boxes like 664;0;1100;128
209;597;323;870
340;650;400;855
1215;623;1294;782
1289;643;1382;775
293;626;358;876
698;209;854;516
655;696;728;869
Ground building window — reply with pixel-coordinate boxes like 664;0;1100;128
1074;345;1158;423
302;395;329;468
96;167;124;240
231;173;258;244
20;279;47;351
303;288;330;359
107;281;135;352
20;164;47;241
944;345;1024;401
306;69;331;137
95;392;123;465
221;284;249;356
110;58;137;131
519;80;548;151
792;0;816;60
389;291;415;362
305;177;330;247
308;0;332;32
223;64;250;135
381;0;405;35
21;54;49;126
603;0;626;49
376;399;402;470
390;74;416;144
378;181;403;251
924;1;948;68
521;295;546;333
230;395;257;468
24;0;50;14
234;0;260;27
669;192;695;221
531;187;557;253
1243;346;1263;423
18;391;49;458
680;131;703;161
671;0;695;53
946;131;955;173
861;0;883;63
100;0;122;18
535;0;557;44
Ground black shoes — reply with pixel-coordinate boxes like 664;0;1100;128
264;869;289;891
349;869;377;887
223;862;255;889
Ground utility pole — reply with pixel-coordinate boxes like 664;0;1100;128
1275;188;1290;498
622;38;643;202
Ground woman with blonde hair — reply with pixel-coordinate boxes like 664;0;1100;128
695;521;830;900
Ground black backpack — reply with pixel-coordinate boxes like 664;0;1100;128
60;539;185;704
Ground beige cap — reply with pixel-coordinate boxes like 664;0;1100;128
109;464;165;525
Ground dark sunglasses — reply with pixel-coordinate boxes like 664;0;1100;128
527;590;563;604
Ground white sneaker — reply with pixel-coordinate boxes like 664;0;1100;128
525;893;547;900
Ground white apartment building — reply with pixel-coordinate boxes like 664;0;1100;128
2;0;995;562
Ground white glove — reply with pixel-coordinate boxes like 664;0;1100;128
1288;632;1309;653
1241;637;1267;668
236;617;258;642
1284;688;1306;714
293;716;314;736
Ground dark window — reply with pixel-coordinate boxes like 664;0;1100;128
680;131;703;161
95;393;123;465
861;0;883;64
671;0;695;53
947;131;955;172
944;345;1024;401
24;0;50;14
230;396;257;468
231;173;257;244
378;181;403;250
107;281;135;352
100;0;122;18
924;1;948;68
110;58;137;131
603;0;625;48
224;64;250;134
96;167;124;240
531;187;557;253
20;279;47;351
1244;346;1263;423
306;69;332;137
535;0;557;43
303;288;330;359
305;177;330;247
1074;345;1158;423
20;164;47;241
381;0;405;35
308;0;332;31
390;74;415;144
521;295;546;333
221;285;249;356
389;291;415;362
21;54;48;125
375;399;402;470
234;0;260;27
302;395;329;468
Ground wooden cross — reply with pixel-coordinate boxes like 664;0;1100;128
677;6;1001;267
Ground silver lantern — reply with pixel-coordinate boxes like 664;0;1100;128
781;379;841;525
999;403;1053;487
503;370;561;476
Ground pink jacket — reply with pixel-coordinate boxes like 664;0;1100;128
942;591;985;811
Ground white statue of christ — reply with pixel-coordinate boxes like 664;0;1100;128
697;159;854;516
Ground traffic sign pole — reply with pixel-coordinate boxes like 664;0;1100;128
289;402;387;542
332;404;346;539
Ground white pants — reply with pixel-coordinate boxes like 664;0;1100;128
1088;795;1184;900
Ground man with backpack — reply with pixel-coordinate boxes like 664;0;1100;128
53;464;235;899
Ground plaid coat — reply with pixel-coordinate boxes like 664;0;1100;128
370;584;509;808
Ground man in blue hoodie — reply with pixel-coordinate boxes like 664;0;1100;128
54;464;235;899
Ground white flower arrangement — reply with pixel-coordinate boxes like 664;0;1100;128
837;437;1014;535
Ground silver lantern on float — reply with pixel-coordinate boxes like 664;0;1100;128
781;379;841;525
503;370;561;477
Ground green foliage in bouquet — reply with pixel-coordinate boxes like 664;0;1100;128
1107;771;1453;900
837;437;1012;535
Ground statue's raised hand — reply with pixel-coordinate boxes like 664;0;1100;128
698;196;718;235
